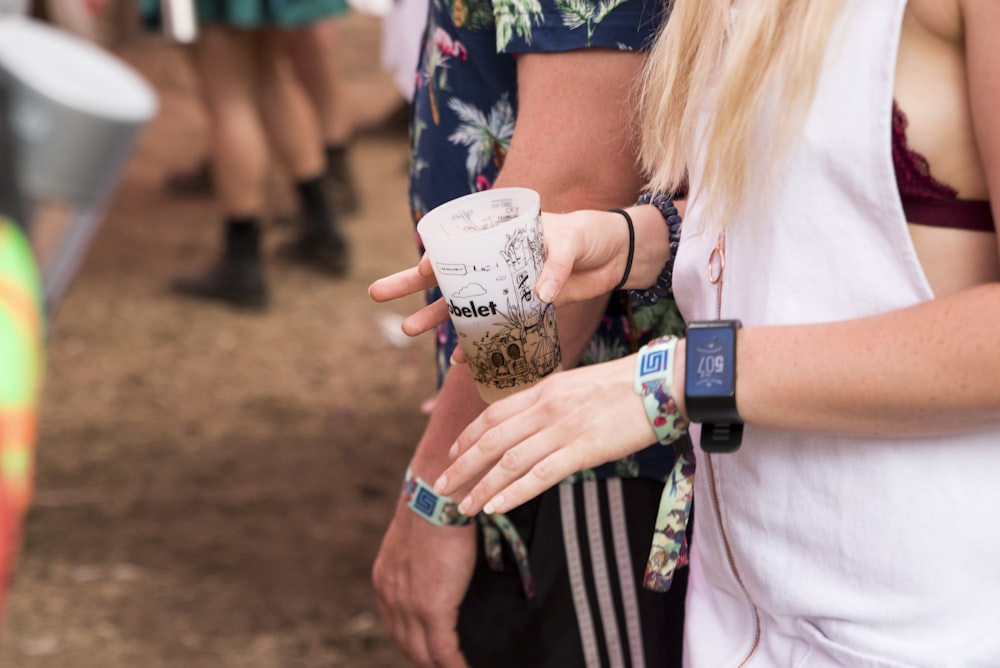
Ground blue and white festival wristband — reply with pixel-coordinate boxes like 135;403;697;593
403;465;474;527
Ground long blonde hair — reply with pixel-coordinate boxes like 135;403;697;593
638;0;845;227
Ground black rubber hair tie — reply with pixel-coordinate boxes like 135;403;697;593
609;208;635;291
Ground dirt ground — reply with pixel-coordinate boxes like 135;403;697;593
0;14;430;667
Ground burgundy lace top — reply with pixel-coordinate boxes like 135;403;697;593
892;101;995;232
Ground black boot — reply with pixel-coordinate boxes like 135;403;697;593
324;144;360;216
172;218;268;309
281;175;350;277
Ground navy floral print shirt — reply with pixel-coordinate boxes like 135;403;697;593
409;0;687;482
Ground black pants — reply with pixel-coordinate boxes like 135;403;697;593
458;477;689;668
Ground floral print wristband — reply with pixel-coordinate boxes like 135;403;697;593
634;336;689;448
634;336;694;593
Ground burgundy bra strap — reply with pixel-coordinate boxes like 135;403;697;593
901;196;995;233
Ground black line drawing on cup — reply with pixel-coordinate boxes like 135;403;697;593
461;223;560;391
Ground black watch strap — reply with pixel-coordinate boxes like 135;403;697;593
684;320;743;453
700;422;744;454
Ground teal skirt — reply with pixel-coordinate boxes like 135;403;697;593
141;0;349;30
195;0;349;28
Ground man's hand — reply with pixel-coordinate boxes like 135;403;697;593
373;500;476;668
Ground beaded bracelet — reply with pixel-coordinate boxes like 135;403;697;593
634;335;689;449
403;465;474;527
628;192;682;306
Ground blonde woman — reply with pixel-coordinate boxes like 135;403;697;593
372;0;1000;664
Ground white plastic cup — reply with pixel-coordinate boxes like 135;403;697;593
417;187;561;403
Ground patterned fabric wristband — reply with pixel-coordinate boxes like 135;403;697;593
401;467;535;598
478;513;536;599
634;336;689;449
403;465;474;527
643;452;695;593
629;192;682;306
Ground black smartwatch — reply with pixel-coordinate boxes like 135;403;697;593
684;320;743;453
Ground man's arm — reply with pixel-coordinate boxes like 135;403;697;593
498;48;648;363
372;47;648;668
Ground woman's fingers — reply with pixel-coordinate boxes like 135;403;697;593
535;244;575;304
368;261;449;336
449;345;468;365
537;210;633;305
536;213;580;304
438;356;657;517
369;264;437;303
436;386;541;485
450;384;542;459
436;381;590;514
400;297;449;336
461;433;583;516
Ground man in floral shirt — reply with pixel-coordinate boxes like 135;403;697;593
373;0;689;665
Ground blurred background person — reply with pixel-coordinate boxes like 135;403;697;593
165;18;360;222
152;0;353;309
284;17;359;216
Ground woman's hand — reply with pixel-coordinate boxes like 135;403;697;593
531;210;634;305
368;254;449;337
537;205;677;303
432;355;658;515
368;206;670;338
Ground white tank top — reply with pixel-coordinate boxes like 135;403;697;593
673;1;1000;665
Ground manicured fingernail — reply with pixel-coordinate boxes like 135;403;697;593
483;495;504;514
458;497;472;515
537;280;557;303
448;442;458;459
433;474;447;492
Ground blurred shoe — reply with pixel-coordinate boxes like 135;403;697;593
165;159;213;197
172;218;268;308
171;258;268;309
324;144;360;216
279;232;350;277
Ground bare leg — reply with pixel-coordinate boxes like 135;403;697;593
253;28;351;276
171;25;269;309
251;31;326;182
283;19;352;147
195;28;270;218
283;19;360;215
166;45;214;197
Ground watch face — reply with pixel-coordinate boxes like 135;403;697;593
686;325;735;398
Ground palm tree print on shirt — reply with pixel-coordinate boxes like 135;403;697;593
447;93;515;191
494;0;544;50
557;0;629;46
